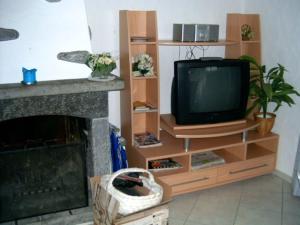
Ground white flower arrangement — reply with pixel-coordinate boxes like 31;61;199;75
86;52;116;77
132;53;154;76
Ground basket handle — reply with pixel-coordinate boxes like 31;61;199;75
107;168;154;189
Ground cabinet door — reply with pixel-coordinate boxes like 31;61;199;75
217;155;275;183
159;168;217;196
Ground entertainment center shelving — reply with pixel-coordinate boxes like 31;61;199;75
119;10;278;196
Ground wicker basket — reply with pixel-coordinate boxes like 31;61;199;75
100;168;163;215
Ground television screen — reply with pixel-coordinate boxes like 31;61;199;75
188;66;241;113
171;58;250;125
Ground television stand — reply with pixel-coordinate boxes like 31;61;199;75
130;114;278;196
161;114;260;151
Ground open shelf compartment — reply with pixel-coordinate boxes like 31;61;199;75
147;155;189;177
241;42;261;64
132;112;160;141
128;11;157;42
131;44;158;77
246;137;278;160
132;79;159;110
240;14;261;41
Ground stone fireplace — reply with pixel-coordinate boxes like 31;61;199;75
0;78;124;222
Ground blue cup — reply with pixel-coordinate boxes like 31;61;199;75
22;68;37;85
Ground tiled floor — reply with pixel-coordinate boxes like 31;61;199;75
168;174;300;225
1;174;299;225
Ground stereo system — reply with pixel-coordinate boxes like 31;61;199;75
173;24;219;42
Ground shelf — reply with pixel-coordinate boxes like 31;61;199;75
135;130;246;160
246;130;279;144
131;41;157;45
135;131;189;160
161;114;259;139
241;40;260;44
132;75;157;80
158;40;238;46
133;109;158;114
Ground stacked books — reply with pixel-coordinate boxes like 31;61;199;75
133;101;156;112
191;151;225;170
134;132;162;148
148;158;182;172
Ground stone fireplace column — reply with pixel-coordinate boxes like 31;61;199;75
87;117;112;176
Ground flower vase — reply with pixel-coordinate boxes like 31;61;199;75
88;70;116;82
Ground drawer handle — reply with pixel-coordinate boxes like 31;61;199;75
229;164;268;175
172;177;209;186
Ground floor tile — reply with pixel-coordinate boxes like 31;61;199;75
240;190;282;212
0;222;16;225
234;205;281;225
241;174;283;193
168;191;199;221
209;182;243;197
17;216;42;225
168;218;186;225
41;211;93;225
41;210;70;220
184;220;210;225
70;206;93;215
186;187;240;225
283;180;293;193
22;222;42;225
283;213;300;225
283;192;300;216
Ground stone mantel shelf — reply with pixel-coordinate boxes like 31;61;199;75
0;76;124;100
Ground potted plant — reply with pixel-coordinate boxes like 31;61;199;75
132;53;154;77
86;52;116;80
240;55;300;135
241;24;254;41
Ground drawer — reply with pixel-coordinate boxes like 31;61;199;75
159;168;217;195
217;155;276;183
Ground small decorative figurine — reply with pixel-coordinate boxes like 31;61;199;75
22;67;37;85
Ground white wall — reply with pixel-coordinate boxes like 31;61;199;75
0;0;91;83
84;0;243;127
1;0;298;177
242;0;300;176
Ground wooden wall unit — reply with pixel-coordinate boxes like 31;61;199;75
120;11;278;197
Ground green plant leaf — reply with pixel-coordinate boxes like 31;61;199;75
246;99;260;115
262;83;273;99
239;55;260;69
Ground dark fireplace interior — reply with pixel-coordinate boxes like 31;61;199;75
0;116;88;222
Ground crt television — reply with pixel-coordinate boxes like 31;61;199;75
171;58;250;125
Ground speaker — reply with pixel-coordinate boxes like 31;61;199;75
173;24;219;42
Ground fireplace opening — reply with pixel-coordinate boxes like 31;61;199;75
0;116;88;222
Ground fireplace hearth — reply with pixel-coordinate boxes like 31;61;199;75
0;116;88;222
